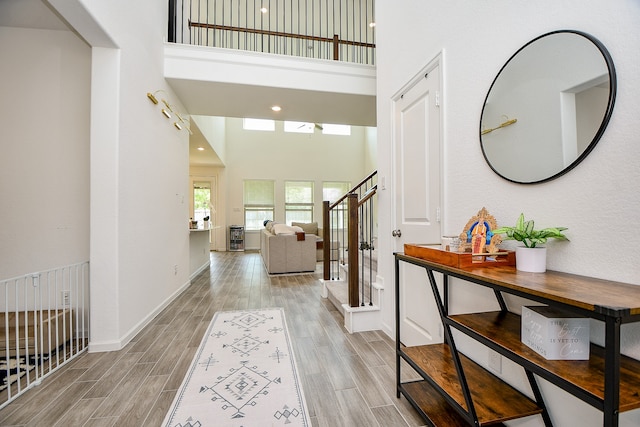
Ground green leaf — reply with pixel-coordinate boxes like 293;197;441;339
492;213;568;248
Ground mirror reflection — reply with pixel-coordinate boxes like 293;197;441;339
480;30;616;184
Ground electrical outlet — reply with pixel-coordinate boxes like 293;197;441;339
61;291;71;307
488;350;502;374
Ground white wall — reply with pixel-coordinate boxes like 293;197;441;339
0;26;90;280
189;230;210;276
375;1;640;426
224;118;371;249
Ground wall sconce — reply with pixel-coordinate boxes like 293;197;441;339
147;89;192;134
147;90;169;105
174;110;193;134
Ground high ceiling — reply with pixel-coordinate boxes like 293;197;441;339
5;0;375;167
167;78;376;128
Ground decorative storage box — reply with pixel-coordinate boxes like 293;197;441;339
521;306;590;360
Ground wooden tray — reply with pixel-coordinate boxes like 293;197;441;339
404;244;515;268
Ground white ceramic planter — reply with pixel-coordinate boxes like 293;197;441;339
515;246;547;273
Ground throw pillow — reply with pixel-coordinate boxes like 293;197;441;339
291;222;318;235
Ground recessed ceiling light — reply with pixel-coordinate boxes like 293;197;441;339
260;7;268;13
197;147;205;151
271;105;282;112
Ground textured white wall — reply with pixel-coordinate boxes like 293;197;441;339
375;1;640;426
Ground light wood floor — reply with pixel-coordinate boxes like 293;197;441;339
0;251;425;427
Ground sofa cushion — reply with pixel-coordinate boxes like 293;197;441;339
291;221;318;235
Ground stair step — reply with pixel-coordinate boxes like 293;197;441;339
325;280;374;310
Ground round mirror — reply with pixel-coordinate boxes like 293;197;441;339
480;30;616;184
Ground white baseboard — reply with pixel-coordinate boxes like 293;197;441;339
87;278;192;353
190;260;210;280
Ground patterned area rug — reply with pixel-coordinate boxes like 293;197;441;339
0;353;50;392
163;308;311;427
0;356;29;391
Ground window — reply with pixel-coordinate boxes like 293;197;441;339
243;118;275;131
323;181;351;203
284;121;314;133
322;124;351;136
285;181;314;225
283;122;350;135
244;180;275;230
323;181;351;229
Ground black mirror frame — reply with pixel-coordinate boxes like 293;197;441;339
479;29;617;184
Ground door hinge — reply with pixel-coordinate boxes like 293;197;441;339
435;91;440;107
436;207;441;222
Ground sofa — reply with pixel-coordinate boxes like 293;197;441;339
260;222;318;274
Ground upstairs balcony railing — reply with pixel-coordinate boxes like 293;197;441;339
168;0;376;65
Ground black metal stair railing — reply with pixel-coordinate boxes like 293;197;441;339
168;0;376;65
322;170;377;308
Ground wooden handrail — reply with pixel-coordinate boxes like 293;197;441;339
329;170;378;210
358;184;377;207
189;21;375;61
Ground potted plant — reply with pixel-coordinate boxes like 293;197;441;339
493;213;568;272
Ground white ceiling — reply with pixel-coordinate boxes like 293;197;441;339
188;119;223;167
167;78;376;127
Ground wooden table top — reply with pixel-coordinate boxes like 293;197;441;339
396;253;640;317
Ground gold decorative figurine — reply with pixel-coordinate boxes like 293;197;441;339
458;207;502;254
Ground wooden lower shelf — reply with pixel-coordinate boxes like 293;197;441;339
402;343;542;425
401;380;502;427
449;311;640;412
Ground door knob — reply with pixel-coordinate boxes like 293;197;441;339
392;229;402;237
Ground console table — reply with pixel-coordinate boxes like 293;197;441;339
394;252;640;427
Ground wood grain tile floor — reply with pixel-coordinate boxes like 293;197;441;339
0;251;425;427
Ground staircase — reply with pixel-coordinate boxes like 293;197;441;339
320;171;383;333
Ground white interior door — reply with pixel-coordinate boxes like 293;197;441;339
393;61;443;347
